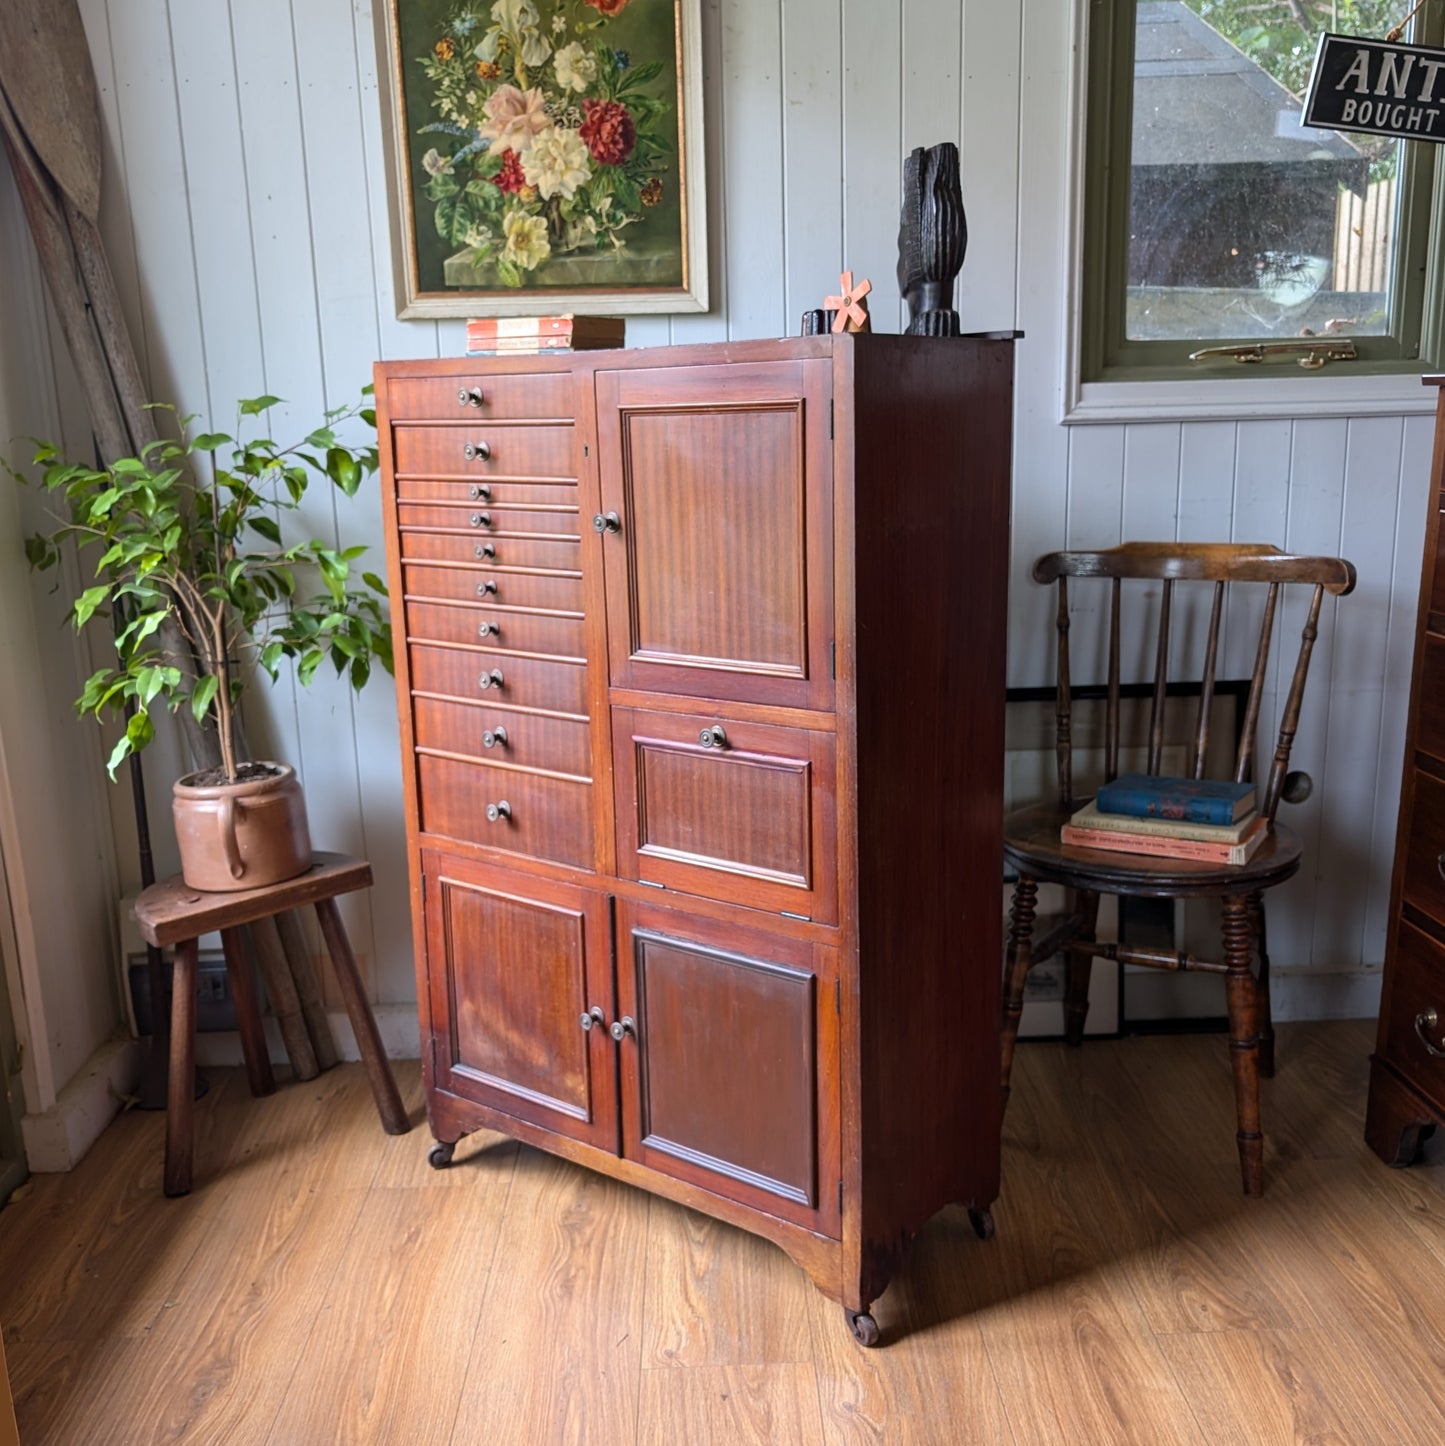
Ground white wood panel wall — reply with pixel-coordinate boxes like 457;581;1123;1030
2;0;1428;1079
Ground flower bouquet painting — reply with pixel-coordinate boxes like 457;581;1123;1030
378;0;707;317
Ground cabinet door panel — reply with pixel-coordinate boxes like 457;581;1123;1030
422;854;616;1148
595;361;834;710
615;901;840;1235
612;706;836;922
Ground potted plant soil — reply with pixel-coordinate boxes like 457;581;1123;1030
7;389;391;891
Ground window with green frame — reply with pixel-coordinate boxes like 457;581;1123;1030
1081;0;1445;383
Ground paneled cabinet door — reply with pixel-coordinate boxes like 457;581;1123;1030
613;899;841;1236
593;360;835;711
421;851;618;1151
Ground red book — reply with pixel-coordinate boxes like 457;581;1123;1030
465;314;625;342
1060;815;1269;865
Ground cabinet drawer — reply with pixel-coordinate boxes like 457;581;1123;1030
397;501;581;538
414;698;591;777
612;706;837;923
405;600;586;658
1402;770;1445;929
1418;635;1445;766
386;371;573;422
403;563;584;613
417;755;593;868
396;477;579;507
401;530;582;573
1382;921;1445;1113
410;643;588;717
392;422;576;480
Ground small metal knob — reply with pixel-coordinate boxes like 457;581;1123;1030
475;543;496;560
478;668;504;690
580;1006;605;1032
485;800;511;823
458;387;485;408
1417;1007;1445;1059
470;512;492;529
469;483;491;501
482;726;508;749
1437;850;1445;882
463;441;492;461
476;580;498;597
477;621;500;638
609;1015;636;1042
592;511;621;534
699;725;727;749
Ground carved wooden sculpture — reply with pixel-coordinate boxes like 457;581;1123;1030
897;142;967;336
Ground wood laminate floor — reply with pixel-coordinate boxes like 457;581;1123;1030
2;1019;1441;1444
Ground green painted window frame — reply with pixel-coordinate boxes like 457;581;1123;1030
1081;0;1445;384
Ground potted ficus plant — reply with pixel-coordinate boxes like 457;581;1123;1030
7;389;392;892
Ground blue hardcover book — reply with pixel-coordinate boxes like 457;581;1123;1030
1094;773;1256;825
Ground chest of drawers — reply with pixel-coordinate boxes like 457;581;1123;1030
376;335;1015;1341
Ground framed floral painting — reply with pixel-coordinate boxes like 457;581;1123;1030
376;0;707;317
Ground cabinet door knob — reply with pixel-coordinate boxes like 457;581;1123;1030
458;387;485;408
477;621;500;638
478;668;504;690
579;1006;606;1032
699;725;728;749
592;511;621;534
482;726;508;749
463;441;492;461
1416;1007;1445;1059
470;511;492;529
477;580;498;596
609;1015;636;1042
485;800;511;823
469;483;491;501
475;543;496;560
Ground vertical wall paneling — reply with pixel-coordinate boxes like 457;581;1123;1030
1063;424;1126;687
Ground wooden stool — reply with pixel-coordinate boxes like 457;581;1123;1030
133;851;410;1195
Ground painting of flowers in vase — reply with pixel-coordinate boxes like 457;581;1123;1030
379;0;707;316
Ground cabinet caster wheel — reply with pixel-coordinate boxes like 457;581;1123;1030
845;1309;880;1348
968;1206;996;1241
428;1142;456;1170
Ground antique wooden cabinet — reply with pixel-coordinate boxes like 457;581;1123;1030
376;335;1013;1344
1367;376;1445;1166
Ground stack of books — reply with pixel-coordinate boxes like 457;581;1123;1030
1060;773;1268;865
465;314;625;356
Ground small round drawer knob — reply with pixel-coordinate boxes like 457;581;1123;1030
475;543;496;560
592;511;621;534
1437;850;1445;882
463;441;492;461
609;1015;636;1042
478;668;504;690
477;580;498;597
470;512;492;529
579;1007;605;1032
458;387;485;408
1416;1007;1445;1059
699;725;727;749
482;726;508;749
469;483;491;501
477;621;501;638
485;800;511;823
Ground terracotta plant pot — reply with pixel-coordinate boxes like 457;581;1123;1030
172;762;312;892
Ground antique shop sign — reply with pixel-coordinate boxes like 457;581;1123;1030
1305;33;1445;141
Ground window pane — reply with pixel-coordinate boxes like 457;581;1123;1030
1127;0;1402;343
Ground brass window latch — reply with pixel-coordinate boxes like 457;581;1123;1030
1188;340;1359;370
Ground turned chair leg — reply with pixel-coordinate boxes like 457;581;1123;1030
1247;891;1275;1079
1222;893;1264;1196
1001;877;1039;1112
1064;889;1101;1047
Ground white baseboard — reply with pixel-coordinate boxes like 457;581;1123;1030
20;1038;144;1172
193;1003;422;1068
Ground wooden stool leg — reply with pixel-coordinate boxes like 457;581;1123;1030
1001;877;1039;1113
1223;893;1264;1196
165;938;198;1197
1064;889;1101;1047
220;926;276;1098
314;898;409;1135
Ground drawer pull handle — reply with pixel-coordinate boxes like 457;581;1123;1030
609;1015;636;1043
470;512;492;529
477;621;500;638
478;668;504;690
580;1006;606;1032
1416;1007;1445;1059
1437;850;1445;881
463;441;492;461
475;543;496;560
458;387;485;408
699;725;728;749
593;511;621;534
482;726;508;749
469;483;491;501
485;800;511;823
476;580;498;597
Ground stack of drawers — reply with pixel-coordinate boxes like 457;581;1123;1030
388;371;594;871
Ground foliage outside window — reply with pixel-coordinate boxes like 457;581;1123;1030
1082;0;1445;382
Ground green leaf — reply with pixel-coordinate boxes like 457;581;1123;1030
360;409;376;427
239;395;283;416
190;673;219;723
73;585;110;629
327;448;361;495
259;641;285;678
362;571;389;596
105;732;134;780
191;432;231;452
249;514;283;545
306;428;337;449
